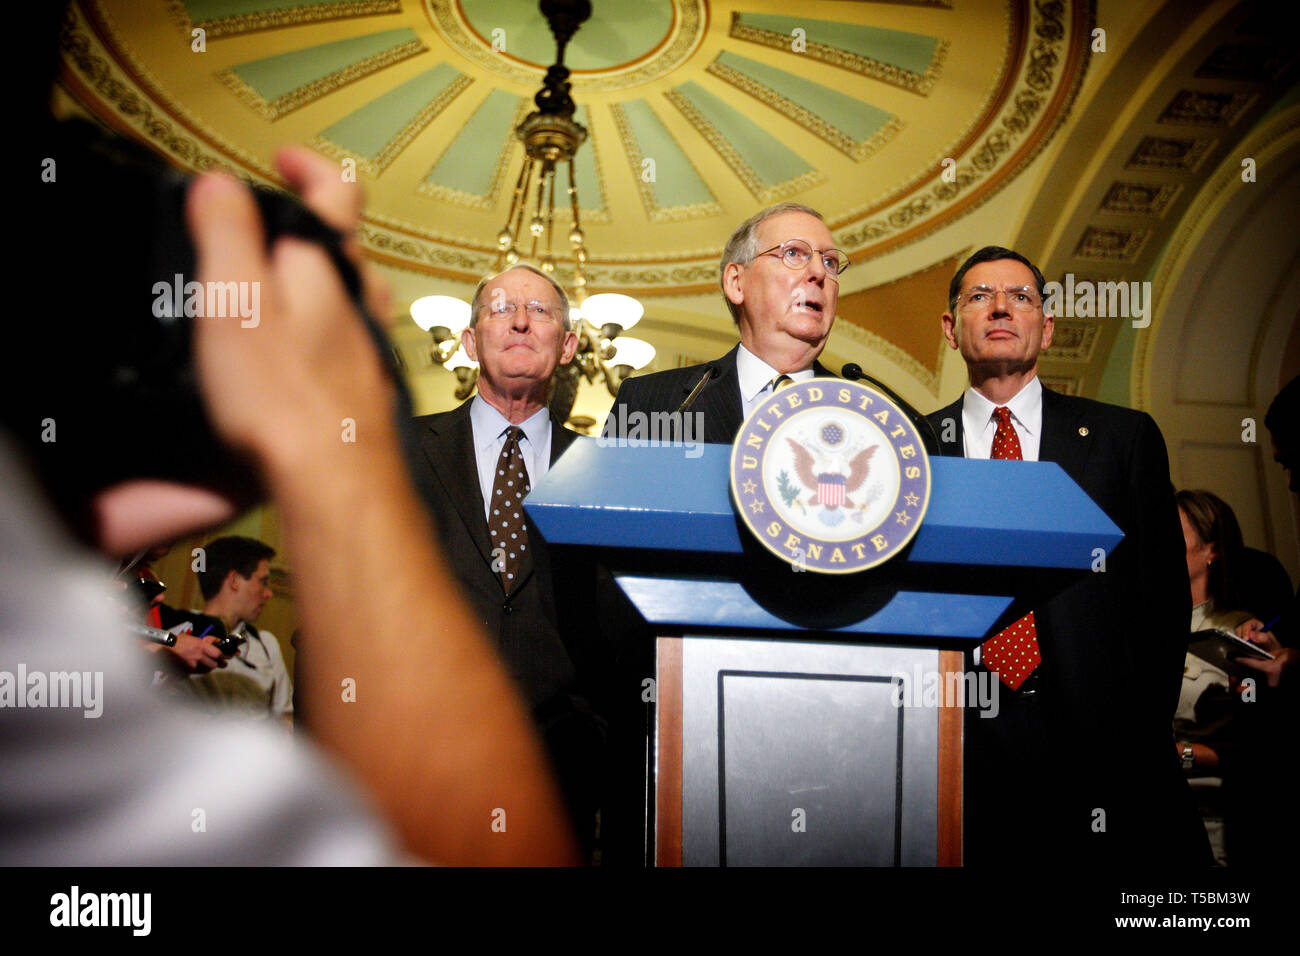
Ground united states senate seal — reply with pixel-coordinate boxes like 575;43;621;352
729;379;931;573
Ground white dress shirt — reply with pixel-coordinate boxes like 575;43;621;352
736;344;818;420
960;376;1043;461
469;396;552;520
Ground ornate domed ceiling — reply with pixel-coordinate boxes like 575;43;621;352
59;0;1090;295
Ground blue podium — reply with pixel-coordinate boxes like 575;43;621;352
527;438;1121;866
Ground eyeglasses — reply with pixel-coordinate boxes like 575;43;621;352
481;299;564;323
755;239;849;277
956;285;1042;313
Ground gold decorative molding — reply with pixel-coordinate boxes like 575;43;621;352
1133;108;1300;413
1098;180;1180;217
609;101;722;222
312;73;473;177
217;38;426;121
1074;226;1149;262
1157;90;1257;128
361;223;727;292
1046;320;1099;361
839;0;1087;258
63;3;269;179
1124;136;1214;171
166;0;401;39
728;14;949;96
663;89;825;203
363;224;496;273
704;56;903;161
74;0;297;184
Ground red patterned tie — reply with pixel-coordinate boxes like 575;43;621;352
981;407;1041;690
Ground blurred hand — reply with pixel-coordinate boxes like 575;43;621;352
166;633;225;673
185;148;395;474
1233;620;1291;690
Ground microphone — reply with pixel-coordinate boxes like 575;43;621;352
676;364;719;414
841;363;940;455
126;621;178;647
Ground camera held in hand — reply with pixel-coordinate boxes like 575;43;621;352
9;118;418;534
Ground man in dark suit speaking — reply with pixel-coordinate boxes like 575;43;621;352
927;246;1208;866
605;202;846;444
408;264;603;851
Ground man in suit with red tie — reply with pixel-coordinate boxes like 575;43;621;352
926;246;1209;866
605;202;845;445
408;264;605;854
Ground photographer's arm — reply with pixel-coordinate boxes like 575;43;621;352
184;154;578;866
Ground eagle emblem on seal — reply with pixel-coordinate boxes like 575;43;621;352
785;438;877;526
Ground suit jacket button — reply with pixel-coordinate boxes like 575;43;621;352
502;602;513;615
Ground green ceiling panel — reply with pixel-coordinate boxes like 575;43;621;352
671;81;813;188
571;105;605;212
320;64;464;160
425;90;520;195
617;99;715;209
229;28;420;101
712;51;895;142
733;13;939;74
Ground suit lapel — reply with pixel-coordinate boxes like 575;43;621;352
421;401;496;568
689;345;743;443
1037;387;1090;474
932;397;964;457
549;412;578;465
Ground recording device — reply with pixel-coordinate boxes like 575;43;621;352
127;621;178;647
10;118;419;531
213;623;247;658
841;363;941;455
156;607;245;657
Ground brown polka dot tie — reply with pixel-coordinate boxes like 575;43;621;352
981;407;1040;690
488;426;532;593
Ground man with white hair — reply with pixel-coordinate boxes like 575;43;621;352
408;264;604;853
606;202;846;444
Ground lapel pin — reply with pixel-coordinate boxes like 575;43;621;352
1078;426;1089;436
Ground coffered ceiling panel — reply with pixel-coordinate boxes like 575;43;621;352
61;0;1090;294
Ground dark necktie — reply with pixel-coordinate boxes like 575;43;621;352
488;426;532;592
980;407;1041;690
764;371;795;398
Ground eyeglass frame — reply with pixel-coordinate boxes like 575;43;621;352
476;298;567;325
753;238;850;277
953;284;1044;314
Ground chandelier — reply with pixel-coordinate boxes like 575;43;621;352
410;0;654;430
